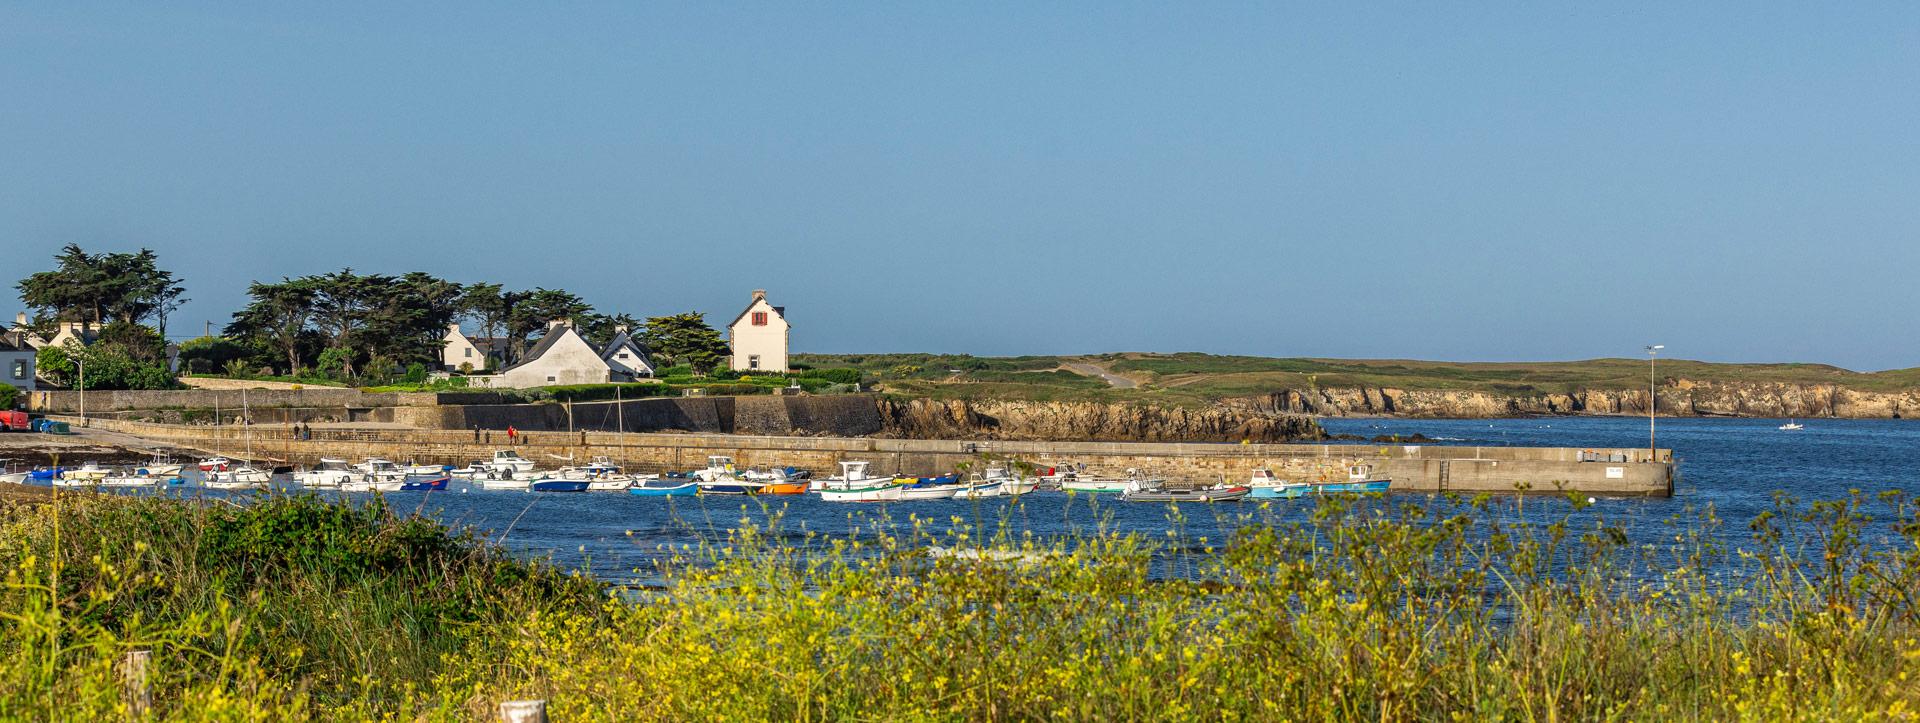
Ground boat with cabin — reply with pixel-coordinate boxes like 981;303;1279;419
817;461;903;503
296;458;358;488
1121;483;1251;503
1260;464;1393;498
1061;469;1158;495
628;476;699;496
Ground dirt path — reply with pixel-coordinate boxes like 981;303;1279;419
1062;362;1140;389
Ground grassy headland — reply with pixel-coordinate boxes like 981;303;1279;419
3;491;1917;719
798;352;1920;409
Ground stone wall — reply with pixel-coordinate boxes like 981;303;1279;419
58;416;1675;497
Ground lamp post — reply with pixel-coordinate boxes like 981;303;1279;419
77;357;85;428
1645;345;1663;462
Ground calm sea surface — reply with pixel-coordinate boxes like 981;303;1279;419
129;417;1920;584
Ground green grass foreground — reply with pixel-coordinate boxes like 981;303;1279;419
2;493;1918;720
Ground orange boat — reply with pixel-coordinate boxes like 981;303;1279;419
759;480;809;495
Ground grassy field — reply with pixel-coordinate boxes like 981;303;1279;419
796;352;1920;406
3;492;1917;719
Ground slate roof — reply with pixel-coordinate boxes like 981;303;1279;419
728;300;788;330
599;330;653;370
497;326;575;374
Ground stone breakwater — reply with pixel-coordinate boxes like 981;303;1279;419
1233;380;1920;419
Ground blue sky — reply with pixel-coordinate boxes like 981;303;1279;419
3;4;1917;369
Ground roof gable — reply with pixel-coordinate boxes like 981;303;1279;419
498;325;609;374
599;330;654;373
728;296;789;330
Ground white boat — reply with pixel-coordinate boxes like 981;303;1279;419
1779;420;1805;431
817;461;903;502
204;466;271;490
63;461;112;482
694;455;740;483
952;479;1003;499
471;467;534;490
339;473;403;493
136;454;184;477
99;470;174;487
488;450;537;474
296;458;358;488
1061;469;1157;494
402;460;448;476
0;471;29;485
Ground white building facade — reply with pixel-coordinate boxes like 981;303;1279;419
727;289;789;373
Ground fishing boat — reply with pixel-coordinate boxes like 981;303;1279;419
1121;484;1251;503
27;467;63;483
1263;464;1393;498
1061;469;1157;494
136;454;184;477
63;461;113;482
1244;468;1293;499
488;449;537;474
628;476;699;497
1778;420;1805;431
693;456;741;483
817;461;904;502
296;458;358;488
740;466;806;494
197;457;233;472
697;476;766;495
399;476;449;492
354;459;408;486
758;477;810;495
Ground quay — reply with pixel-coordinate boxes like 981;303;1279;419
50;416;1675;497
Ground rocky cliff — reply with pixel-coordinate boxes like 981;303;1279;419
877;398;1325;442
1229;380;1920;419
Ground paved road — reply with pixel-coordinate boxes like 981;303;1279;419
1062;362;1139;389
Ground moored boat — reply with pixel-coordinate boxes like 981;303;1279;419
530;477;590;492
296;458;357;488
1121;484;1251;503
629;477;699;496
204;466;271;490
817;461;903;502
399;476;450;491
1062;469;1158;495
197;457;233;472
1261;464;1393;498
63;461;112;482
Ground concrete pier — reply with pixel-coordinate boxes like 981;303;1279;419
55;416;1675;497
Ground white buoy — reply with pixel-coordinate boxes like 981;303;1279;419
1588;497;1597;504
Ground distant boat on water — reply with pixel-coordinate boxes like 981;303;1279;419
1779;420;1805;431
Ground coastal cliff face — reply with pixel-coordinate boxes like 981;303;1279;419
877;398;1325;442
1231;381;1920;419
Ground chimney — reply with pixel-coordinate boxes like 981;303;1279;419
752;289;767;301
13;312;23;326
547;318;571;330
448;323;462;334
614;324;629;334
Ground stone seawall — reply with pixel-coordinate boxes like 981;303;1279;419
57;417;1675;497
1235;381;1920;419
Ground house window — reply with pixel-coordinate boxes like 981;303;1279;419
748;355;760;370
752;312;768;326
464;348;473;358
547;376;556;383
10;360;23;380
617;352;629;360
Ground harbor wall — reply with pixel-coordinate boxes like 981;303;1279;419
51;416;1675;497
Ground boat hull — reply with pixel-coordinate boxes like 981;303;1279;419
400;477;449;491
1250;479;1392;498
819;484;903;502
530;479;590;492
1122;486;1251;503
629;481;698;497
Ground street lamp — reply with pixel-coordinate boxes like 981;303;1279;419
1644;345;1663;461
77;357;85;428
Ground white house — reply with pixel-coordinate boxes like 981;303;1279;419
727;289;789;373
0;331;34;393
8;313;98;350
600;325;656;378
440;324;509;372
467;320;653;389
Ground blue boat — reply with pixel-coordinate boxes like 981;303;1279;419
28;468;63;482
400;476;449;491
530;478;590;492
629;478;699;497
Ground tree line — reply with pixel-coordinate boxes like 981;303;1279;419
14;246;731;389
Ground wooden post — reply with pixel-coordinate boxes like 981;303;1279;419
121;649;151;717
498;699;548;722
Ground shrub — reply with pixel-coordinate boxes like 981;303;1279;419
802;367;862;385
0;385;16;409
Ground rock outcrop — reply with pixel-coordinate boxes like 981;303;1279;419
1229;381;1920;419
877;398;1324;442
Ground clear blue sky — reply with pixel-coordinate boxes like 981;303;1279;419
4;4;1917;369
